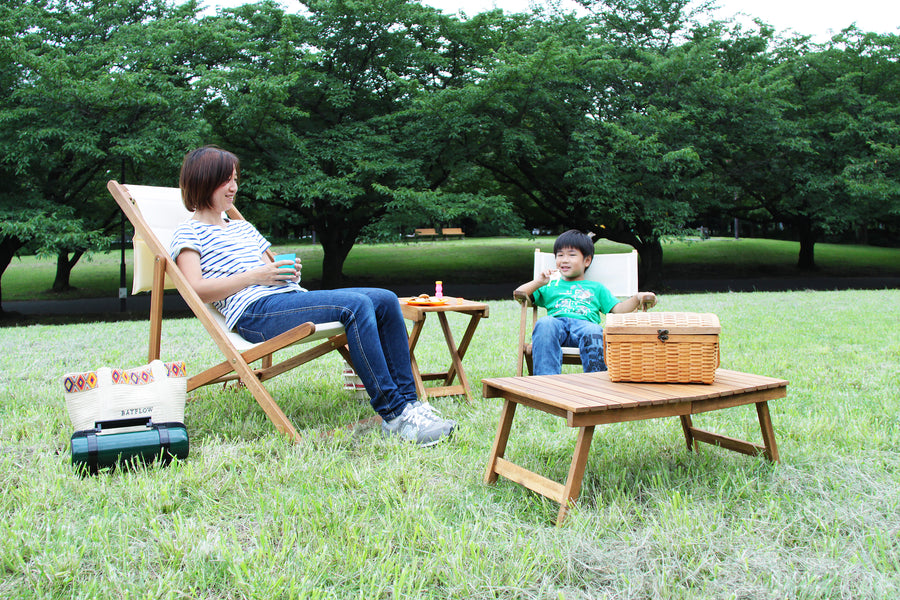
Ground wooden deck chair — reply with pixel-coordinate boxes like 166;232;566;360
108;180;350;441
514;248;639;376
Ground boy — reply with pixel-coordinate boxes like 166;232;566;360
515;229;657;375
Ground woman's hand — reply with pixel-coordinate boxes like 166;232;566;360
290;256;302;283
254;257;301;286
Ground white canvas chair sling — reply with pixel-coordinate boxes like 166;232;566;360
514;248;639;376
108;180;348;440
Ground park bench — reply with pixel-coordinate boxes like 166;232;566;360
412;228;438;242
442;227;465;240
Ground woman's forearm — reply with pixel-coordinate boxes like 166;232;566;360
175;249;290;303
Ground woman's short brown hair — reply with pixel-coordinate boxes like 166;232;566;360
179;146;240;211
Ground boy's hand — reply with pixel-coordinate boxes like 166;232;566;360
537;269;555;286
514;268;559;302
637;292;657;311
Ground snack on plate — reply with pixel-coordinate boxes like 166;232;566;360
417;294;430;300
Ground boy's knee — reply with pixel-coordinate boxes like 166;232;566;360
532;318;561;344
533;316;560;334
582;331;604;347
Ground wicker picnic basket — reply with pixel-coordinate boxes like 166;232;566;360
604;312;720;384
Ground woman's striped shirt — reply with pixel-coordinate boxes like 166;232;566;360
169;219;302;330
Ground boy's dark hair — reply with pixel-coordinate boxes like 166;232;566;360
179;145;240;212
553;229;594;260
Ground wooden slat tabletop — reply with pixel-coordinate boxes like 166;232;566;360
399;297;489;321
482;369;788;415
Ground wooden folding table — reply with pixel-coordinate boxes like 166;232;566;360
482;369;788;525
400;297;489;402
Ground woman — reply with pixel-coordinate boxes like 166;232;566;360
170;146;454;446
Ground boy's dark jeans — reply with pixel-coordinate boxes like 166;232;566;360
531;315;607;375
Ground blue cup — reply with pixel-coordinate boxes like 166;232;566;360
274;253;296;271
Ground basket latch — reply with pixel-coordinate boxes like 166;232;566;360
657;329;669;342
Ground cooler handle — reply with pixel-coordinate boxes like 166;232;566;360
93;416;152;431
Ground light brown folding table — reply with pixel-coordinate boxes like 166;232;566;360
482;369;788;525
399;297;489;402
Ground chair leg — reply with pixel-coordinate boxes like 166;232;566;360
337;344;353;368
516;306;528;377
147;257;166;362
235;361;301;441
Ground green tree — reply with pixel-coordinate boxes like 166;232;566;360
435;1;717;286
784;29;900;266
0;0;205;304
729;29;900;268
204;0;519;287
603;17;782;278
422;15;609;235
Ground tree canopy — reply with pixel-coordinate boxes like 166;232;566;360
2;0;898;310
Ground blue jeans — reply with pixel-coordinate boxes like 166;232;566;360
531;316;607;375
235;288;416;421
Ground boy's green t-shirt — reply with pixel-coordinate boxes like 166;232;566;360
532;279;619;325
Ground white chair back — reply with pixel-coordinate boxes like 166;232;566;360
533;248;638;297
125;184;193;294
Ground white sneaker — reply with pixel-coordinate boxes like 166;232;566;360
381;402;455;447
411;401;456;436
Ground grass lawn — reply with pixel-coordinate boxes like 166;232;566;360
3;237;899;303
1;289;898;598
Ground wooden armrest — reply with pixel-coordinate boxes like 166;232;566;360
513;290;533;306
241;322;317;363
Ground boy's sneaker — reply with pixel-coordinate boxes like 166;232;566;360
381;402;455;447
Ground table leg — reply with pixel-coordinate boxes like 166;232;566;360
406;319;427;398
443;313;484;385
484;399;517;485
680;415;696;452
557;425;595;526
756;401;780;463
437;312;473;401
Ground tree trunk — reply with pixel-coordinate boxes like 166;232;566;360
0;236;25;316
636;238;664;290
318;228;353;289
796;218;817;271
595;222;664;290
52;250;84;292
320;248;349;289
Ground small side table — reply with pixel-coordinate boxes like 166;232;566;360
399;297;489;402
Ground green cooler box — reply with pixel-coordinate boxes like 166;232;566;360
71;417;188;474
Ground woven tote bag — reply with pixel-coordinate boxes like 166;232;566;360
62;360;187;431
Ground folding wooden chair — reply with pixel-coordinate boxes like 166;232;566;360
108;181;350;440
514;248;639;376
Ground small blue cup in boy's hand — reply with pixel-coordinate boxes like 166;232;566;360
273;253;296;271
